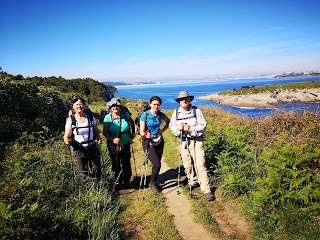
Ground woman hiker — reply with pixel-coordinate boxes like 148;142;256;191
169;90;215;201
103;98;135;189
64;97;102;181
139;96;170;193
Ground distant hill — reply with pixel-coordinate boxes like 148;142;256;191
273;71;320;78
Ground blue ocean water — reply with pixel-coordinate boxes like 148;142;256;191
115;77;320;118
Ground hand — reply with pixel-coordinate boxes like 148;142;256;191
146;131;151;139
113;137;121;145
142;130;150;141
183;123;190;131
96;139;102;145
64;137;72;145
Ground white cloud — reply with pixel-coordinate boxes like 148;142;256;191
36;44;320;82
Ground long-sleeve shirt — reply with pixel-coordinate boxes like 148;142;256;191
169;105;206;138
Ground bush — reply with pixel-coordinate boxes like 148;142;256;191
0;131;120;239
205;109;320;238
0;78;69;147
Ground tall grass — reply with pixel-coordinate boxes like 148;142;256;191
0;130;121;239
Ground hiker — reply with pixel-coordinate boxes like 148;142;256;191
64;97;102;181
139;96;170;193
169;91;215;201
103;98;135;188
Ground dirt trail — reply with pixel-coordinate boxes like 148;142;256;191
157;161;216;240
157;161;253;240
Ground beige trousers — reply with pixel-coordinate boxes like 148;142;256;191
179;137;211;194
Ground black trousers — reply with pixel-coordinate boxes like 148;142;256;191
74;144;101;181
142;139;164;183
108;142;132;184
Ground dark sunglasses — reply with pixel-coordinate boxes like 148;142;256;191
179;97;190;102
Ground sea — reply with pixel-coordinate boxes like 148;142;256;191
115;77;320;118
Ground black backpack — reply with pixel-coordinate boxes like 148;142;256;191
135;102;151;135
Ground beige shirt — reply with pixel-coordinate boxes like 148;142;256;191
169;105;206;138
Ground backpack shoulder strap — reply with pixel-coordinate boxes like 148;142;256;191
192;106;197;118
175;106;197;121
175;108;179;120
157;110;164;117
89;113;94;125
144;111;150;124
70;114;76;128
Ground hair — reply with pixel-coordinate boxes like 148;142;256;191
149;96;162;105
72;97;86;105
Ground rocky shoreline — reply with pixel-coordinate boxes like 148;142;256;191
199;88;320;108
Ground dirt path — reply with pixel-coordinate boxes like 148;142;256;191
157;161;216;240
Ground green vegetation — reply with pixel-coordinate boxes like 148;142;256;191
203;108;320;239
220;80;320;95
1;71;116;103
1;71;319;239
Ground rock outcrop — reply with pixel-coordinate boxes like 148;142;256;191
199;88;320;108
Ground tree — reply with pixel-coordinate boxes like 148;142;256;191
83;85;91;102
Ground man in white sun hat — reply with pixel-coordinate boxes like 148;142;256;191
169;90;214;201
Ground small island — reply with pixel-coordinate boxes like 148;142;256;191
200;81;320;108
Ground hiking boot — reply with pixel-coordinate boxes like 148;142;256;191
205;192;215;201
155;181;163;191
149;182;160;193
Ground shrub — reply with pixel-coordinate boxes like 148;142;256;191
0;131;119;239
0;78;69;147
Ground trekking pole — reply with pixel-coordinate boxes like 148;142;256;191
138;138;149;200
114;143;123;186
130;140;138;179
191;139;200;187
177;133;183;195
68;148;73;168
184;130;193;196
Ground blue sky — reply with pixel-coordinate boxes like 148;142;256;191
1;0;320;82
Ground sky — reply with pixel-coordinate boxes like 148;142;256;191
1;0;320;83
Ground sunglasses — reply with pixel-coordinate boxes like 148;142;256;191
179;97;190;102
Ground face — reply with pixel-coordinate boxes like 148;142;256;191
111;104;121;114
73;99;84;113
179;97;191;107
150;100;160;112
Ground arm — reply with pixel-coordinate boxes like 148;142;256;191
129;117;135;139
63;128;73;145
63;118;72;144
189;109;206;137
160;116;170;134
139;119;151;140
93;124;102;145
169;110;181;136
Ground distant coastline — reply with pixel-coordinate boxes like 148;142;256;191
109;71;320;88
199;88;320;108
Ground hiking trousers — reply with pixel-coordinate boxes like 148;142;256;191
108;142;132;184
142;138;164;183
180;137;211;194
74;144;101;181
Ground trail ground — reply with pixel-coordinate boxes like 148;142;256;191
118;136;254;240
